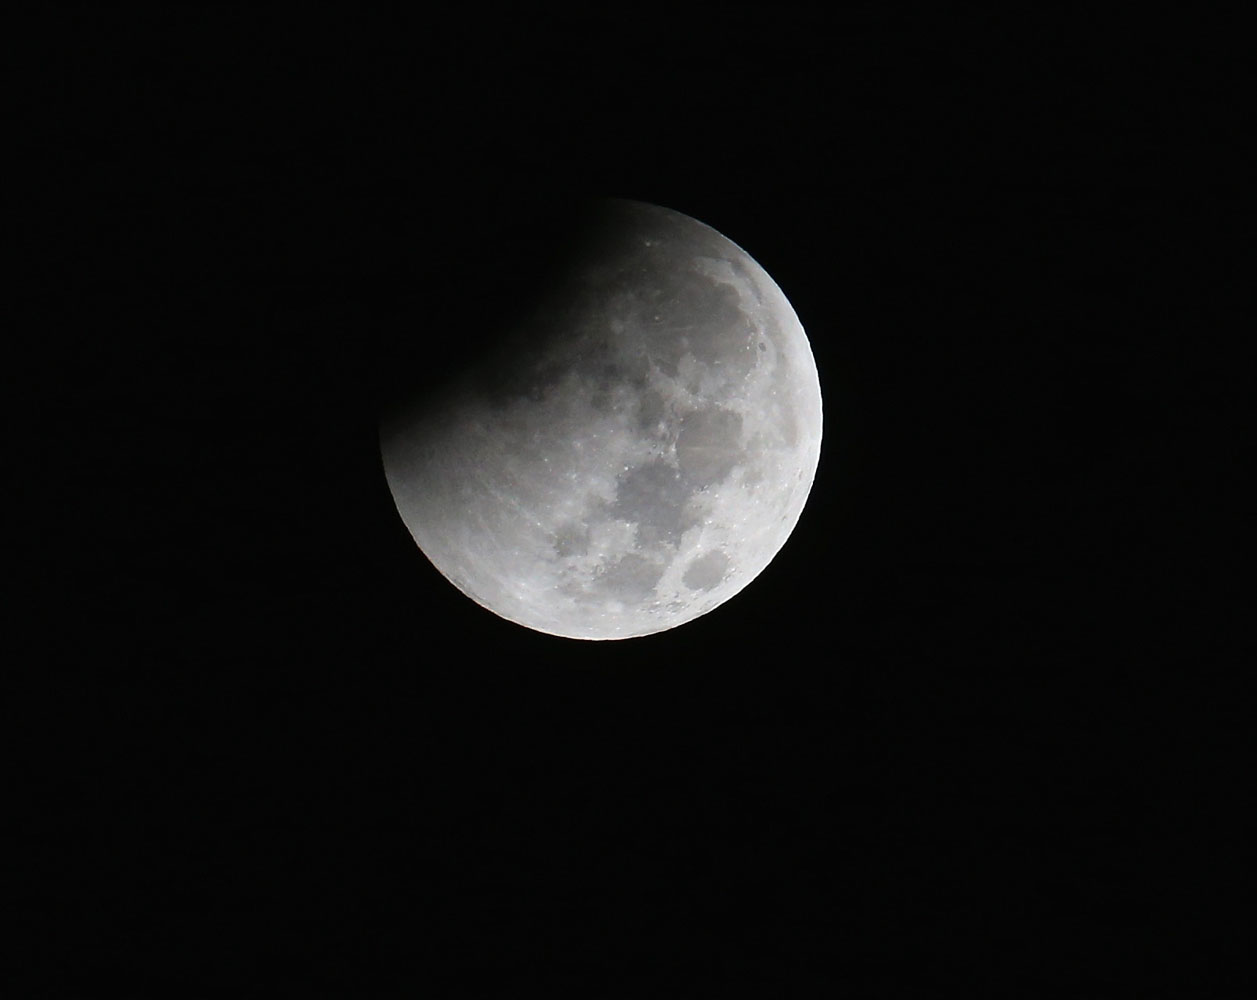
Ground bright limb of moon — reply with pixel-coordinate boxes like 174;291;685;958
380;199;822;640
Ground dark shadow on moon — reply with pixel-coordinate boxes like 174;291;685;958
373;194;625;429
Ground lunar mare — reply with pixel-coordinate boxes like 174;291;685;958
380;200;822;639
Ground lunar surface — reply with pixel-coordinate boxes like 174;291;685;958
380;199;822;639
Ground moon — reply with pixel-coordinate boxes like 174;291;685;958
379;199;822;640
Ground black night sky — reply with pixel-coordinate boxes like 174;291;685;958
16;9;1245;995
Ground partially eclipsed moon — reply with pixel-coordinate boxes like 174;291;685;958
380;199;822;640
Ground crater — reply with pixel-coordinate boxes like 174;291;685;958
552;521;590;558
682;550;730;592
630;269;758;383
595;553;665;603
637;388;667;434
612;458;698;546
676;407;744;488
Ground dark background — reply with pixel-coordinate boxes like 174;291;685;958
15;9;1246;994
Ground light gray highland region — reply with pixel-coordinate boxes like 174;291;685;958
380;200;822;639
